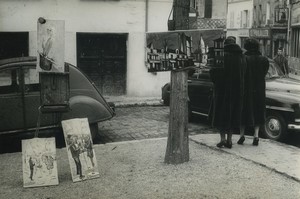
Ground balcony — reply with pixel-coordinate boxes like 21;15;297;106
273;7;288;27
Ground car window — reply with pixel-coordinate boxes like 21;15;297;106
0;70;12;86
0;68;20;94
23;67;40;92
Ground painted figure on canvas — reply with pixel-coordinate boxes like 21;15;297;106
62;118;100;182
22;138;58;188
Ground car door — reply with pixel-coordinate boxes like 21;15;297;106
188;69;213;116
0;67;25;132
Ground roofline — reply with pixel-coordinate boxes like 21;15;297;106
0;56;37;66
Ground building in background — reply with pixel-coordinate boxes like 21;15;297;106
288;0;300;75
0;0;174;98
227;0;253;48
250;0;289;58
189;0;227;29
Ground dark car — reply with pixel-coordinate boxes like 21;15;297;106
162;60;300;141
0;57;115;139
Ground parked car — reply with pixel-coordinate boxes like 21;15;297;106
162;60;300;141
0;57;115;139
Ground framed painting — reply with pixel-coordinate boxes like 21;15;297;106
22;138;58;188
62;118;100;182
37;19;65;73
146;29;225;72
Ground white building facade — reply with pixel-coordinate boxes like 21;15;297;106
0;0;174;97
226;0;253;48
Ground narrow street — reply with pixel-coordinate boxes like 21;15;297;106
1;105;300;154
0;106;214;154
95;106;300;148
95;106;215;144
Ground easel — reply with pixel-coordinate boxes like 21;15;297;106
34;72;70;138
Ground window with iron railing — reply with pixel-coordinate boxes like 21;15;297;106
274;7;288;24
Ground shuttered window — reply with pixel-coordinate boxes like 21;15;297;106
291;28;300;58
204;0;212;18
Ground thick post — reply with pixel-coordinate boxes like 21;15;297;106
164;0;190;164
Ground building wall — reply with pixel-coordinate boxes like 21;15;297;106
189;0;227;29
196;0;227;19
252;0;288;28
0;0;173;97
227;0;253;47
227;0;253;29
289;0;300;75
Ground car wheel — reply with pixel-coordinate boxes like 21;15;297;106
163;97;170;106
89;123;99;141
262;112;287;141
162;83;170;106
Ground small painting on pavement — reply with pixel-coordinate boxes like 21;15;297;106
62;118;100;182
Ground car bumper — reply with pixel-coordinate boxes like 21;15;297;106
288;124;300;130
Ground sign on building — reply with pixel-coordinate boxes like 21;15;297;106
249;29;270;38
37;19;65;73
146;29;225;72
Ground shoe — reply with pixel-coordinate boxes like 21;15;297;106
237;136;245;145
253;137;259;146
225;140;232;149
216;141;226;148
79;175;85;179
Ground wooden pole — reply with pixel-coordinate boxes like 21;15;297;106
164;0;190;164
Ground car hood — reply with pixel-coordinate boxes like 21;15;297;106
266;77;300;94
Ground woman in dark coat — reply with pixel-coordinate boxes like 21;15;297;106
237;38;269;146
210;37;246;148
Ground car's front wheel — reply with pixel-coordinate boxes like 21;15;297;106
262;112;287;141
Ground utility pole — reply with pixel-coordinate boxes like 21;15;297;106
164;0;190;164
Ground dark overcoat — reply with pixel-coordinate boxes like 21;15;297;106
209;43;246;130
242;50;269;126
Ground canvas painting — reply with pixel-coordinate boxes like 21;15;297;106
22;138;58;188
146;29;225;72
62;118;100;182
37;19;65;73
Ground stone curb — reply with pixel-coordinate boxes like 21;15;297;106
189;135;300;183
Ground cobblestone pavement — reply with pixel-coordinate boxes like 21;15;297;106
95;106;216;144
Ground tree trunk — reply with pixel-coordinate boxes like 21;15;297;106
165;70;189;164
164;0;190;165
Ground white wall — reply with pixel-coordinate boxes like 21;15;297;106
227;0;253;29
0;0;173;97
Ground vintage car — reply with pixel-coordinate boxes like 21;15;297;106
0;57;115;139
162;60;300;141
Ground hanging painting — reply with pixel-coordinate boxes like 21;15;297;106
146;29;225;72
37;19;65;73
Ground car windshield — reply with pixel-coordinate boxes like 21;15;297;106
266;61;284;79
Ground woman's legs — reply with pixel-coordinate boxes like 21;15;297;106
216;130;226;148
226;132;232;148
253;126;259;146
254;126;259;138
237;126;246;144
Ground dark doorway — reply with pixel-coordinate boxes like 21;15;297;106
77;33;127;96
0;32;29;60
